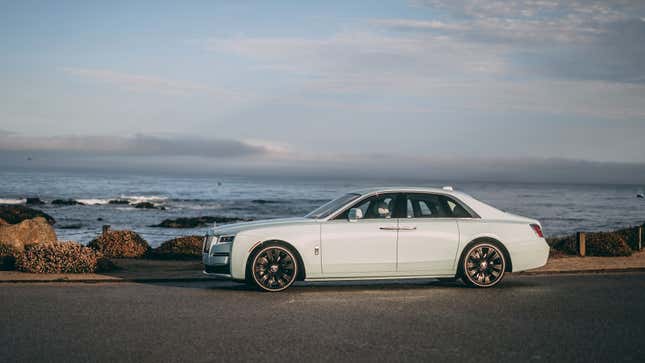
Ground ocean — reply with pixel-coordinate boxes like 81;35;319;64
1;171;643;247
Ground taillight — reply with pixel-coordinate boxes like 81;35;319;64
530;224;544;238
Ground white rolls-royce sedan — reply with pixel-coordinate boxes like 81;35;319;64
203;187;549;292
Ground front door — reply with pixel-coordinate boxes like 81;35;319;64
321;193;400;277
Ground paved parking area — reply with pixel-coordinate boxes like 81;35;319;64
2;273;645;362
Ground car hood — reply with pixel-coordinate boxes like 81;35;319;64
207;217;316;236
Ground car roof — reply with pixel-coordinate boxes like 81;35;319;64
348;186;460;196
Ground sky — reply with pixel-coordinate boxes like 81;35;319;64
1;0;645;183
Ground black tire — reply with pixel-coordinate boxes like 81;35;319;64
249;243;298;292
460;241;506;288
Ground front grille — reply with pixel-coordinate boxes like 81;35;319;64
204;264;230;274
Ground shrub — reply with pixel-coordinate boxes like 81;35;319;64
16;241;102;273
586;232;632;257
549;232;632;257
88;230;150;258
96;257;118;272
0;243;20;270
151;235;203;260
613;223;645;251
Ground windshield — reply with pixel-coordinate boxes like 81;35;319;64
305;193;361;219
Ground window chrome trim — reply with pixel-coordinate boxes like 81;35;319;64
324;191;480;221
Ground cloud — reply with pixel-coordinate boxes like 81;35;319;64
381;0;645;83
61;67;241;98
208;31;508;92
205;30;645;119
0;132;272;158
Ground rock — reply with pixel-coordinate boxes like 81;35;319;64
251;199;281;204
51;199;84;206
59;224;83;229
133;202;156;209
0;205;55;225
108;199;130;205
88;230;150;258
97;217;104;221
151;235;203;260
0;217;57;251
25;197;45;205
150;216;252;228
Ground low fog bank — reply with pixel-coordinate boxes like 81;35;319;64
2;151;644;185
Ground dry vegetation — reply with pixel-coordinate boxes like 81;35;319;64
88;230;150;258
548;224;644;257
150;235;203;260
15;241;112;273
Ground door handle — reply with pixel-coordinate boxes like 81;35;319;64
398;226;417;230
379;226;399;230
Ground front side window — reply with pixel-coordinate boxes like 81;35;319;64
305;193;361;219
336;193;400;220
405;194;473;218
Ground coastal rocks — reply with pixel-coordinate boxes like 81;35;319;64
88;230;150;258
59;224;83;229
25;197;45;205
151;235;203;260
0;217;57;251
51;199;84;206
108;199;130;205
133;202;165;210
0;205;56;225
251;199;281;204
150;216;252;228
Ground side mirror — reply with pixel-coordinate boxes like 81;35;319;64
348;208;363;222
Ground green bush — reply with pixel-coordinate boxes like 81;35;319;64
549;232;632;257
0;243;20;270
88;230;150;258
613;223;644;251
16;241;105;273
586;232;632;257
151;235;203;260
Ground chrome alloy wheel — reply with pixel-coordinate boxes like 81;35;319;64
252;246;298;292
463;243;506;287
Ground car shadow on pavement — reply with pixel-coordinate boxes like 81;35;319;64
146;277;541;292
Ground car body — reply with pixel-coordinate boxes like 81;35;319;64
203;186;549;291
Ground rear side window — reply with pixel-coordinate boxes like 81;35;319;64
405;194;473;218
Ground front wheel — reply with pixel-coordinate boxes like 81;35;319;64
460;242;506;288
250;244;298;292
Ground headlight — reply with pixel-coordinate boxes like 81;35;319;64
218;235;235;243
203;236;216;253
204;235;235;253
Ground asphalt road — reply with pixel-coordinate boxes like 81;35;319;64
2;273;645;362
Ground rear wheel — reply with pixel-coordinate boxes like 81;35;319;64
250;244;298;292
460;242;506;288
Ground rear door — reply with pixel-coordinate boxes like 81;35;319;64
396;193;461;275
